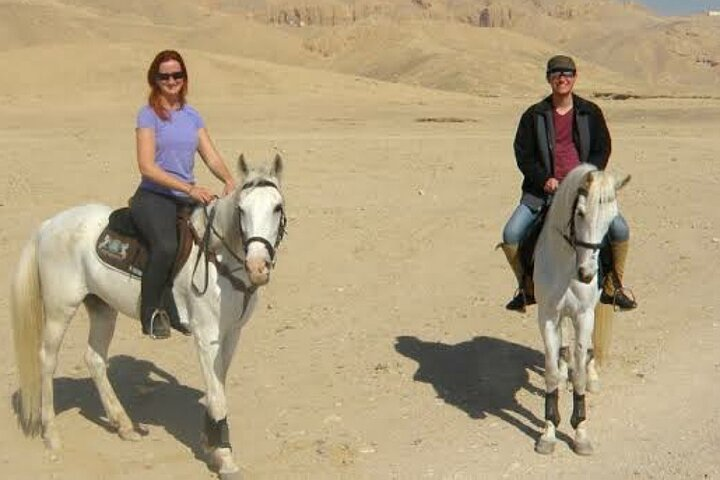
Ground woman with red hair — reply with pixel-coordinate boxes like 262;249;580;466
130;50;236;339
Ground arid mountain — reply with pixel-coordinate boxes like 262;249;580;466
2;0;719;96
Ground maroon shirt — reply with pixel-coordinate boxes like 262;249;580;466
552;108;580;181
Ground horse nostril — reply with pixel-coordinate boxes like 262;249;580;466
578;271;594;284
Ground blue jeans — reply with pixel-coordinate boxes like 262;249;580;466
502;203;630;245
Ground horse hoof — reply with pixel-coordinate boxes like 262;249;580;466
210;447;239;476
574;439;594;456
535;437;556;455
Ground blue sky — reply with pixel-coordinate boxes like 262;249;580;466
638;0;720;14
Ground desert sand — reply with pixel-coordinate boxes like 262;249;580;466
1;0;719;478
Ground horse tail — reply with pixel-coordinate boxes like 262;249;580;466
592;302;614;368
10;231;45;437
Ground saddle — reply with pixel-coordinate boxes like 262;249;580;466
518;208;613;288
95;206;195;279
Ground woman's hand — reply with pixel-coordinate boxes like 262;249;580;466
188;184;215;204
222;180;236;197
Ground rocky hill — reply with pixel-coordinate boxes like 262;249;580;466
2;0;719;96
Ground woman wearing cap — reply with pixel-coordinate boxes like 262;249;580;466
499;54;637;313
130;49;236;338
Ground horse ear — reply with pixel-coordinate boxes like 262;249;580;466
238;154;249;177
576;193;588;216
271;153;283;180
614;174;631;191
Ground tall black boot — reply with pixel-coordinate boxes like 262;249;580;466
140;274;172;339
162;288;191;336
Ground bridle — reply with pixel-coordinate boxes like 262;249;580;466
190;179;287;305
237;178;287;264
561;186;603;252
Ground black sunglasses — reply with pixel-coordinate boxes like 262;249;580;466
155;71;186;81
547;69;576;79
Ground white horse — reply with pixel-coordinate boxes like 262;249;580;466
11;154;286;476
533;163;629;456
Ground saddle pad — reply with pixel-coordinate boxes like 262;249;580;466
96;227;147;278
95;208;195;279
108;207;138;237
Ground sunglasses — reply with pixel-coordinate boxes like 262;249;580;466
548;69;576;80
155;71;186;82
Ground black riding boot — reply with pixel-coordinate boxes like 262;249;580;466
140;306;171;339
162;288;191;335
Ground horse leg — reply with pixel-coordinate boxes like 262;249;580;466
571;309;595;455
218;325;243;386
83;295;140;441
40;302;78;451
559;316;573;391
193;309;240;476
536;312;562;455
218;297;256;385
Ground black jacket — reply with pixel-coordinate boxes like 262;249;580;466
513;93;611;209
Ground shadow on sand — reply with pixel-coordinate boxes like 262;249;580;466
12;355;208;462
395;335;572;443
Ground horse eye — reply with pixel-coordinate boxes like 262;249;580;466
273;205;282;213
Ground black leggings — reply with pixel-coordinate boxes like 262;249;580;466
130;188;183;322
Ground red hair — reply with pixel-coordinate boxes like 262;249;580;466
146;50;188;120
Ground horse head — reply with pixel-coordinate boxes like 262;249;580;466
228;153;286;286
568;168;630;284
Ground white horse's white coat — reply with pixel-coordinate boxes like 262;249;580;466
533;163;628;455
11;155;285;475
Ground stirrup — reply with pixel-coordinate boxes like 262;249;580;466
600;287;637;311
506;288;534;313
147;309;171;339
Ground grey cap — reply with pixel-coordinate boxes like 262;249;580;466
546;55;576;74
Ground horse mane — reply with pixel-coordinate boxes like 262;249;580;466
546;164;617;230
241;165;281;189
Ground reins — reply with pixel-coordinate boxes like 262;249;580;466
189;180;286;317
238;178;287;264
560;187;603;252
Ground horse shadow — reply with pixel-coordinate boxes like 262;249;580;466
395;335;572;444
16;355;207;461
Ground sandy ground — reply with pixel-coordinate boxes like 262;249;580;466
1;38;720;480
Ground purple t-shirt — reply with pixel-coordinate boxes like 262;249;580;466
136;104;204;197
